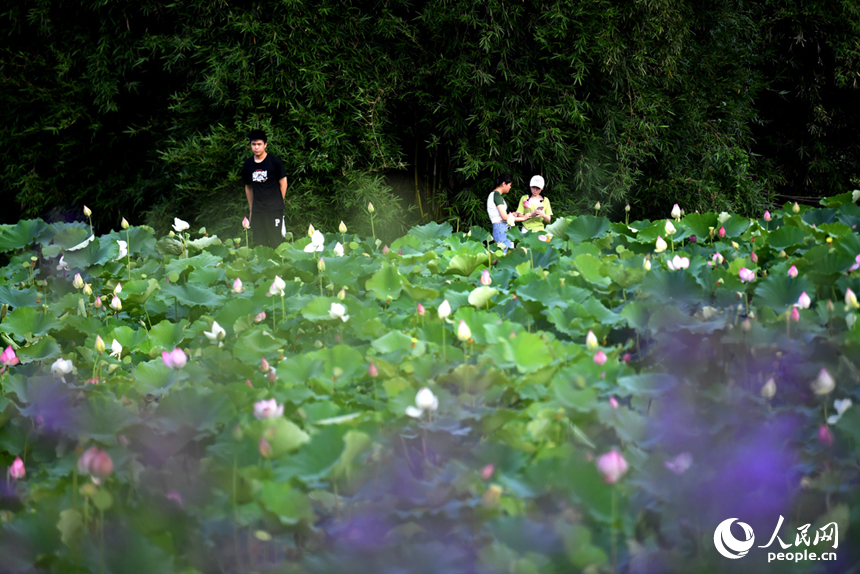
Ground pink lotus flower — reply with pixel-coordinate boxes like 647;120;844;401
593;350;607;365
738;268;755;283
711;252;724;265
849;254;860;272
9;457;25;480
161;348;187;369
797;292;811;309
790;307;800;322
666;255;689;271
254;312;266;323
78;447;113;477
0;346;19;367
818;424;833;446
718;226;726;238
764;210;772;222
480;269;492;286
596;450;629;483
788;265;798;278
609;397;619;409
253;398;283;420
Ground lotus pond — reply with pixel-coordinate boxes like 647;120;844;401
2;194;860;574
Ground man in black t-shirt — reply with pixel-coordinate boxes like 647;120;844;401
241;129;288;249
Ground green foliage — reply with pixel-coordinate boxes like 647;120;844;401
1;197;859;572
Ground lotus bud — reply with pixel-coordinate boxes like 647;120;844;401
593;350;607;365
259;436;273;458
438;300;451;320
121;217;130;230
382;245;389;254
90;450;114;477
368;202;375;213
761;377;776;398
586;330;598;351
337;288;346;301
267;369;277;383
594;201;601;211
9;457;25;480
779;250;786;258
94;296;102;309
718;226;726;238
417;303;425;316
317;257;325;272
811;368;835;395
764;210;771;222
643;258;651;271
818;424;833;446
83;205;92;218
242;216;250;229
334;242;344;257
827;300;834;313
596;450;628;484
95;335;106;353
308;224;315;237
788;265;798;278
671;204;681;221
480;269;492;286
731;241;739;250
790;307;799;322
664;220;676;235
609;397;619;408
654;236;667;253
481;464;495;480
750;251;758;263
457;320;471;342
339;220;347;233
793;202;800;213
846;288;860;310
114;282;122;295
797;292;811;309
368;363;378;378
83;283;93;296
110;295;122;311
232;277;244;293
260;357;270;373
415;387;438;411
73;273;84;289
625;204;630;212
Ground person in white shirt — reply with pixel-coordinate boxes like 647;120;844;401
487;173;536;252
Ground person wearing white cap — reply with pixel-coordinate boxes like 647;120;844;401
516;175;553;233
487;173;534;252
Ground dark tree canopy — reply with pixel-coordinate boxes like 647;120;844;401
1;0;858;236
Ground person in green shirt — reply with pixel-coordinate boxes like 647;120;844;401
516;175;553;233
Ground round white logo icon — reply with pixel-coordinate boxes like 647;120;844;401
714;518;756;559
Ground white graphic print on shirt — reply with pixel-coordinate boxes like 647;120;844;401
252;170;268;183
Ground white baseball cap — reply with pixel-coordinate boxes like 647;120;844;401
529;175;545;189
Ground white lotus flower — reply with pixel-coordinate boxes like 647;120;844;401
718;212;731;224
172;218;190;232
333;242;344;257
110;295;122;311
670;204;681;221
827;398;853;425
116;240;128;259
586;330;598;351
796;292;811;309
204;321;226;343
406;387;439;418
664;220;676;235
253;399;284;420
56;256;70;271
666;255;689;271
51;358;75;380
270;276;286;297
329;302;349;322
304;230;325;253
110;339;123;359
654;236;668;253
